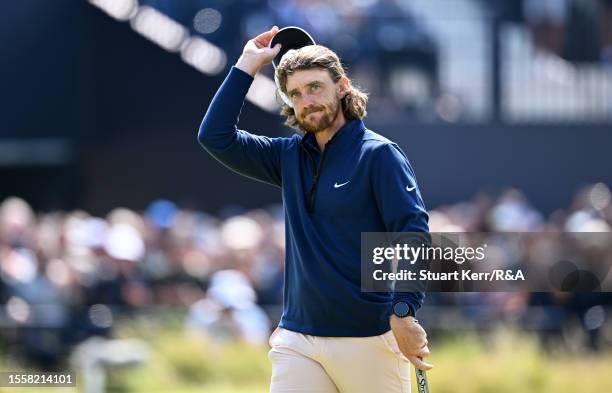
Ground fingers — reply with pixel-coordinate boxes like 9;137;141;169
403;343;430;359
408;355;434;371
259;43;281;65
270;43;281;53
254;26;279;48
406;331;427;351
416;345;430;359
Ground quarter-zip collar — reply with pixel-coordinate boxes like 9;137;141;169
299;119;366;154
299;119;366;213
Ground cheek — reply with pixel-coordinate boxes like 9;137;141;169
324;96;338;111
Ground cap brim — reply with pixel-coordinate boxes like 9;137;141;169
270;26;316;69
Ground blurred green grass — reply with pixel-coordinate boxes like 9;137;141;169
1;321;611;393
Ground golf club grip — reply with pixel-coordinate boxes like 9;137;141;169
414;358;430;393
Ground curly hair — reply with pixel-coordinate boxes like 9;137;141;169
275;45;368;133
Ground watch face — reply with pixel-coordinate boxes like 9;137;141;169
393;302;410;317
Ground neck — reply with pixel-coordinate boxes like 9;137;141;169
314;112;347;152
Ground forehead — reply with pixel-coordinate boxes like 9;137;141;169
286;68;334;91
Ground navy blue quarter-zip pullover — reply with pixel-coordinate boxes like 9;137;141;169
198;66;428;336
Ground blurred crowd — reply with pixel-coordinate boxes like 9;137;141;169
513;0;612;64
1;182;612;369
148;0;438;64
143;0;439;112
140;0;612;112
420;183;612;352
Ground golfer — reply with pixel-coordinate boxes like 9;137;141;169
198;26;432;393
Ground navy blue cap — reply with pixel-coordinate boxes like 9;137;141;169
270;26;316;69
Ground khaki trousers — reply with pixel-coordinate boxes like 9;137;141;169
268;327;411;393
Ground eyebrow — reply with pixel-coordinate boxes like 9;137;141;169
287;80;323;96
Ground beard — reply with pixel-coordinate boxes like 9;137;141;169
297;99;341;134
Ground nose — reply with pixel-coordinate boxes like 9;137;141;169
301;93;316;107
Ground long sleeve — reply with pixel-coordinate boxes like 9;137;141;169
371;143;429;315
198;66;288;187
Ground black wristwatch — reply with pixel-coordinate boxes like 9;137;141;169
392;301;415;318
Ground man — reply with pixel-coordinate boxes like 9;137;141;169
198;26;432;393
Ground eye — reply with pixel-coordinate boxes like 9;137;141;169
290;91;300;99
310;84;320;92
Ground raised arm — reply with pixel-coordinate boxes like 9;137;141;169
198;27;287;187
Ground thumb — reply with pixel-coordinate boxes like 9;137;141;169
408;356;433;371
262;43;281;63
270;43;282;55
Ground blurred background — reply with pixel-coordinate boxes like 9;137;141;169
1;0;612;392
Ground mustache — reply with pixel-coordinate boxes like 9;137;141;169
302;106;325;116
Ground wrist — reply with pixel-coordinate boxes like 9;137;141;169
235;55;262;77
392;301;415;318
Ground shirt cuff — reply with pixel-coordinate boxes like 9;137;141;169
392;292;424;316
230;66;255;83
